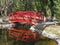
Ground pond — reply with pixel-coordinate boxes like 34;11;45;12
0;32;58;45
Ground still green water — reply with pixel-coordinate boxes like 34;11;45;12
0;34;58;45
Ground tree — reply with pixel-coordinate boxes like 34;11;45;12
48;0;55;19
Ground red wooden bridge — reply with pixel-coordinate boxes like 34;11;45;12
8;11;44;42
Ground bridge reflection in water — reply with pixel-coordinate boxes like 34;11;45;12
0;32;58;45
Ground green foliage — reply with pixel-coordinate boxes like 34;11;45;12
0;0;60;21
52;0;60;21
